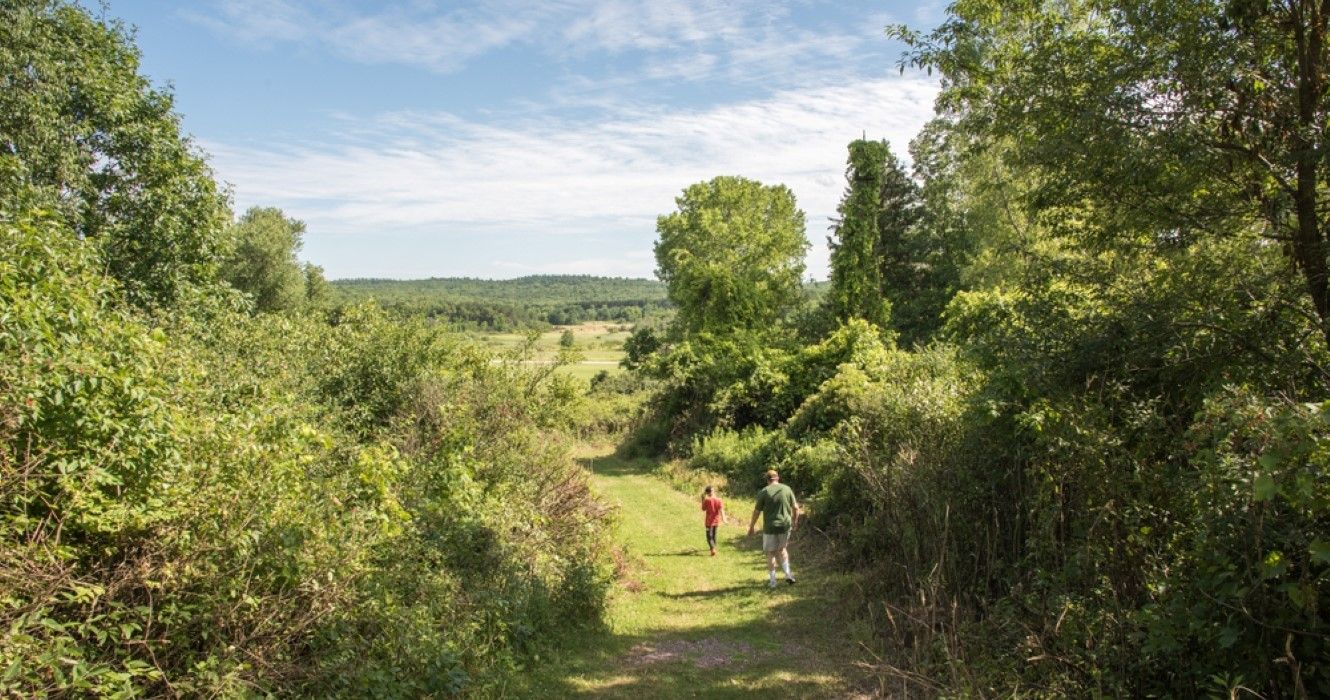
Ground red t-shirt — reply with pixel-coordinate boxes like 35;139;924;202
702;496;723;527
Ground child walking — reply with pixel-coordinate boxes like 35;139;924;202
701;486;724;556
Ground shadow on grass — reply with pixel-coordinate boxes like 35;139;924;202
645;549;705;558
658;585;755;600
515;599;860;699
581;452;655;477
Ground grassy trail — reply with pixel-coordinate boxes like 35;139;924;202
513;442;868;698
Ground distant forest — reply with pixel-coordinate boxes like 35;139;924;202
330;274;672;329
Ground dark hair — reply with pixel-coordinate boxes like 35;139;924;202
703;486;713;495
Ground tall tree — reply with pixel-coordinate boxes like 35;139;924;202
303;263;331;306
876;141;925;334
654;176;808;336
897;0;1330;349
0;0;231;307
828;140;892;328
222;207;308;313
827;139;926;340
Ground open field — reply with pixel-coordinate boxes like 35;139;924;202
474;322;633;380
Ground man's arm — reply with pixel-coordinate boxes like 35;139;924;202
790;494;800;531
748;491;765;535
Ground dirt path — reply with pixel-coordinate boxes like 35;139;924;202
512;443;869;698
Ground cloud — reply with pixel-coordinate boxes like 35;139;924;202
184;0;895;85
205;75;940;279
325;9;539;73
179;0;317;43
562;0;747;53
185;0;554;73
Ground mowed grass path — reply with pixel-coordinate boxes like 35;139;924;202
513;443;868;698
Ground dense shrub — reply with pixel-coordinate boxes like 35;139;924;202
1144;390;1330;695
0;203;610;696
688;427;781;489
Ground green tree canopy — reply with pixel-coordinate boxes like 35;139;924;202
222;207;309;313
0;0;232;307
654;176;808;336
896;0;1330;348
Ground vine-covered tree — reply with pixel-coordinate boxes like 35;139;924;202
654;176;808;336
875;141;925;337
303;262;331;306
828;139;892;328
826;139;926;341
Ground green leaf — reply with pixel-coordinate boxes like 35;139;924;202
1262;551;1288;579
1253;473;1277;501
1310;539;1330;565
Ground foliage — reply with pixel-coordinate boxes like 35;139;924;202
827;139;894;329
222;206;313;313
621;324;662;371
304;262;331;306
639;329;796;444
1135;389;1330;695
0;0;232;308
331;275;670;330
0;197;611;696
654;176;808;337
895;0;1330;348
688;427;781;490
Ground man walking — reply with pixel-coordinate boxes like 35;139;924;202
747;469;800;588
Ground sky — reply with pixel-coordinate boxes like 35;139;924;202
106;0;946;280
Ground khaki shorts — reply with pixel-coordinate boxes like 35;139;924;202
762;532;790;552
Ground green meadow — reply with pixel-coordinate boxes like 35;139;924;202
473;322;633;381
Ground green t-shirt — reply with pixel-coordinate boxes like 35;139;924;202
755;482;797;535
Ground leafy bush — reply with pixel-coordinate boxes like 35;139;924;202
0;202;611;696
1139;390;1330;695
689;427;781;490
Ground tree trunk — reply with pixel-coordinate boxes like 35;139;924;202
1292;0;1330;348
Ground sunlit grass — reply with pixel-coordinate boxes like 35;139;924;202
514;443;867;698
475;322;629;380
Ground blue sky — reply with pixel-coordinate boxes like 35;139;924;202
109;0;945;280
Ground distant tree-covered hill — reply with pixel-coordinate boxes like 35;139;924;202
330;275;672;330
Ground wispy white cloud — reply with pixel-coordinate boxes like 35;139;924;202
185;0;552;73
325;9;539;73
179;0;317;43
206;75;939;279
184;0;892;85
914;0;949;24
562;0;746;52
